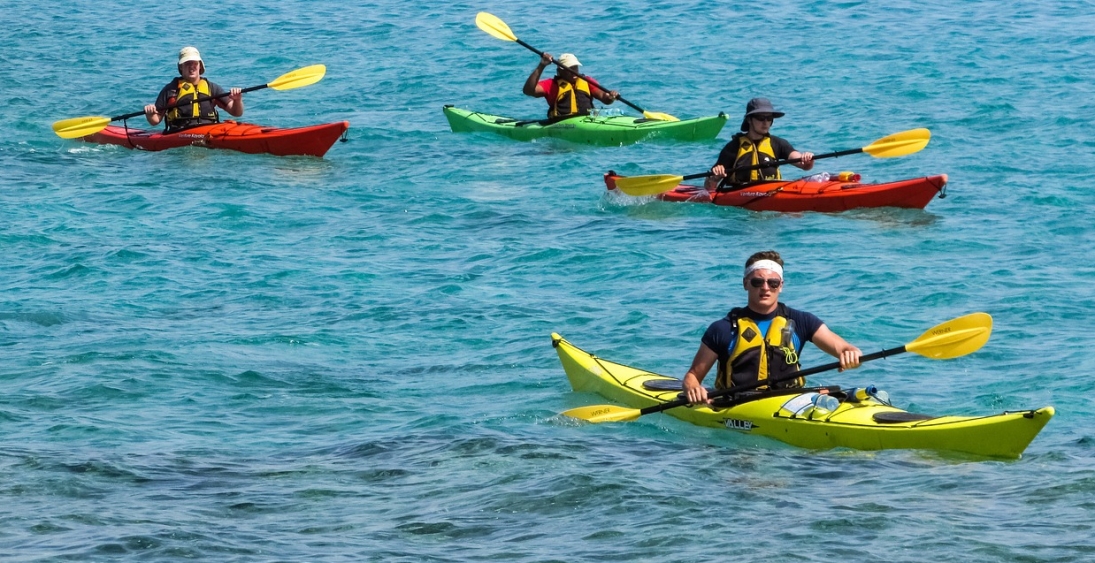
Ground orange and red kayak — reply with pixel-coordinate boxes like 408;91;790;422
605;172;947;212
82;120;349;157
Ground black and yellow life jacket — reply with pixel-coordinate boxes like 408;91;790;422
548;77;594;118
730;133;781;183
716;304;803;390
165;78;220;131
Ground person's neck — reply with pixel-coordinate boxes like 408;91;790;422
747;302;778;315
746;130;767;142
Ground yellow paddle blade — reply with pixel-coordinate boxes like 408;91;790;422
475;12;517;42
905;312;992;359
52;116;112;139
863;128;931;158
562;404;642;423
268;64;326;91
614;174;686;197
642;110;680;122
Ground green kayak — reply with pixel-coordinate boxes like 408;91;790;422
443;105;727;146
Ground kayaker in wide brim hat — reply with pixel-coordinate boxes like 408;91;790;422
739;97;785;132
522;52;619;119
704;97;815;189
144;46;244;132
680;250;862;406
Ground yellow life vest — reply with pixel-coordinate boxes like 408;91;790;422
732;134;782;182
165;78;220;130
549;78;594;118
717;307;803;390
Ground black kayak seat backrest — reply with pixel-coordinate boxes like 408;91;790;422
872;411;937;424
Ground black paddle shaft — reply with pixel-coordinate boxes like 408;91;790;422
514;38;646;115
680;147;868;182
637;344;908;417
110;83;269;122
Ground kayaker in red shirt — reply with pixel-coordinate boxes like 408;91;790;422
522;52;619;119
681;250;862;405
144;47;244;132
705;98;815;189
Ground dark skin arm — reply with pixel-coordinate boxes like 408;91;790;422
523;53;554;97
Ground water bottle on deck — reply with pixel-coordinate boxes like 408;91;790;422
845;385;890;405
805;393;840;419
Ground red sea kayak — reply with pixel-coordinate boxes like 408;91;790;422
82;120;349;157
605;172;947;212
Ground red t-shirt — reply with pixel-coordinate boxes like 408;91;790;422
537;76;603;104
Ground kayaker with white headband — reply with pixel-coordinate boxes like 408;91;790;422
682;250;862;405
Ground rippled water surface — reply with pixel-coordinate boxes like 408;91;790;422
3;0;1095;561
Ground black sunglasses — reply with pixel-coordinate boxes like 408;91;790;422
748;277;782;289
751;114;775;122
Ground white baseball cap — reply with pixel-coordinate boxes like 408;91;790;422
557;53;581;69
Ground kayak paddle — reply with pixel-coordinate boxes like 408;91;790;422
52;64;327;139
475;12;679;122
562;312;991;424
613;128;932;197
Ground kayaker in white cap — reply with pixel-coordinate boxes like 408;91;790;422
681;250;862;406
522;52;619;119
705;98;815;190
144;46;244;131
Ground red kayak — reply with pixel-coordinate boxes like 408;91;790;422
82;120;349;157
605;172;947;212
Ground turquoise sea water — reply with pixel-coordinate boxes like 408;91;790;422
4;0;1095;560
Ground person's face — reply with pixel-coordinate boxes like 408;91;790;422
743;268;783;310
749;114;774;135
179;60;202;81
558;66;580;82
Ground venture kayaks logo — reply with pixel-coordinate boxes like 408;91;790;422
724;419;754;432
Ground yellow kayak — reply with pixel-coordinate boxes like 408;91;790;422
552;333;1053;458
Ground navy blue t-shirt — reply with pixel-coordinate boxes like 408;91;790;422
700;304;824;370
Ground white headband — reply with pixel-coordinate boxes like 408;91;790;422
744;259;783;280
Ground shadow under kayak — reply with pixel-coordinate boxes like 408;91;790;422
81;120;350;158
605;171;947;212
552;333;1053;458
444;105;726;146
